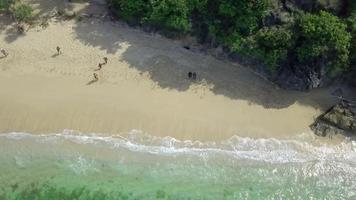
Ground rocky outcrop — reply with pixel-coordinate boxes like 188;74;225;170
284;0;343;14
311;100;356;137
274;62;333;90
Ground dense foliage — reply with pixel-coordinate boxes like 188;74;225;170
0;0;14;11
244;25;294;70
12;3;33;22
148;0;192;32
111;0;149;23
1;0;33;24
295;11;351;74
102;1;356;87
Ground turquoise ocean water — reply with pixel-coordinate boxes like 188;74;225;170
0;130;356;200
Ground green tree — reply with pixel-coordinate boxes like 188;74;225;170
110;0;151;24
12;3;33;23
250;26;293;70
147;0;192;32
0;0;15;12
295;11;351;74
186;0;268;45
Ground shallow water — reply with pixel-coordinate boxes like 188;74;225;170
0;130;355;200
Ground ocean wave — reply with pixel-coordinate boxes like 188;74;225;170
0;129;355;165
1;130;356;199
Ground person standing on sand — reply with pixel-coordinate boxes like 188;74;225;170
0;48;8;57
103;57;108;65
192;72;197;80
56;46;62;55
188;72;192;79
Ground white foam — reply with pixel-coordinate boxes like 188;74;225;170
1;130;356;165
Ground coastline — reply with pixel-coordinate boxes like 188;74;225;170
0;16;342;141
2;1;356;199
3;0;353;141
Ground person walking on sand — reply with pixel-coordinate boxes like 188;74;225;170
93;73;99;81
0;48;8;57
97;63;103;71
56;46;62;55
103;57;108;65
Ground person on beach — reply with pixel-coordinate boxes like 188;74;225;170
188;72;193;79
188;72;197;80
103;57;108;64
97;63;103;71
192;72;197;80
0;48;8;57
93;73;99;81
56;46;62;55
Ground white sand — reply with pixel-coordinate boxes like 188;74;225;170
0;0;342;141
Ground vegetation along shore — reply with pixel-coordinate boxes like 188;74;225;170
1;0;356;199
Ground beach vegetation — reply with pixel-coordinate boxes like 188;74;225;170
243;25;294;71
111;0;150;24
295;11;351;74
0;0;15;12
12;3;33;23
147;0;192;32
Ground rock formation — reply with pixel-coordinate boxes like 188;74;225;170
311;100;356;137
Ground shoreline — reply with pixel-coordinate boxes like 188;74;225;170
0;8;346;142
0;73;330;141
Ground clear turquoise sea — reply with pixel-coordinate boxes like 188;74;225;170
0;130;355;200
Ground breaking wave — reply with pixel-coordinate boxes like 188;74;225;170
1;129;355;164
1;130;356;199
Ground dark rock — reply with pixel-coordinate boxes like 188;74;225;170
284;0;343;14
16;23;29;33
274;59;337;91
285;0;315;12
275;65;323;91
63;9;76;19
264;10;294;26
331;88;344;97
312;119;347;137
311;100;356;137
348;68;356;87
316;0;343;14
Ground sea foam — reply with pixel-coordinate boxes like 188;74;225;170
1;130;356;199
1;129;355;165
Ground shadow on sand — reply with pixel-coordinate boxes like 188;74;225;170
51;53;60;58
72;18;347;109
2;0;354;110
3;25;26;43
86;79;98;85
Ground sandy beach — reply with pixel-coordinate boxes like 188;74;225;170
0;0;347;141
2;1;356;199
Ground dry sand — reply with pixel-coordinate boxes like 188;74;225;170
0;0;346;141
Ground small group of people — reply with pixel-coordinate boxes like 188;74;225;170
0;48;9;58
96;57;108;71
188;71;197;80
93;57;109;81
55;46;108;83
